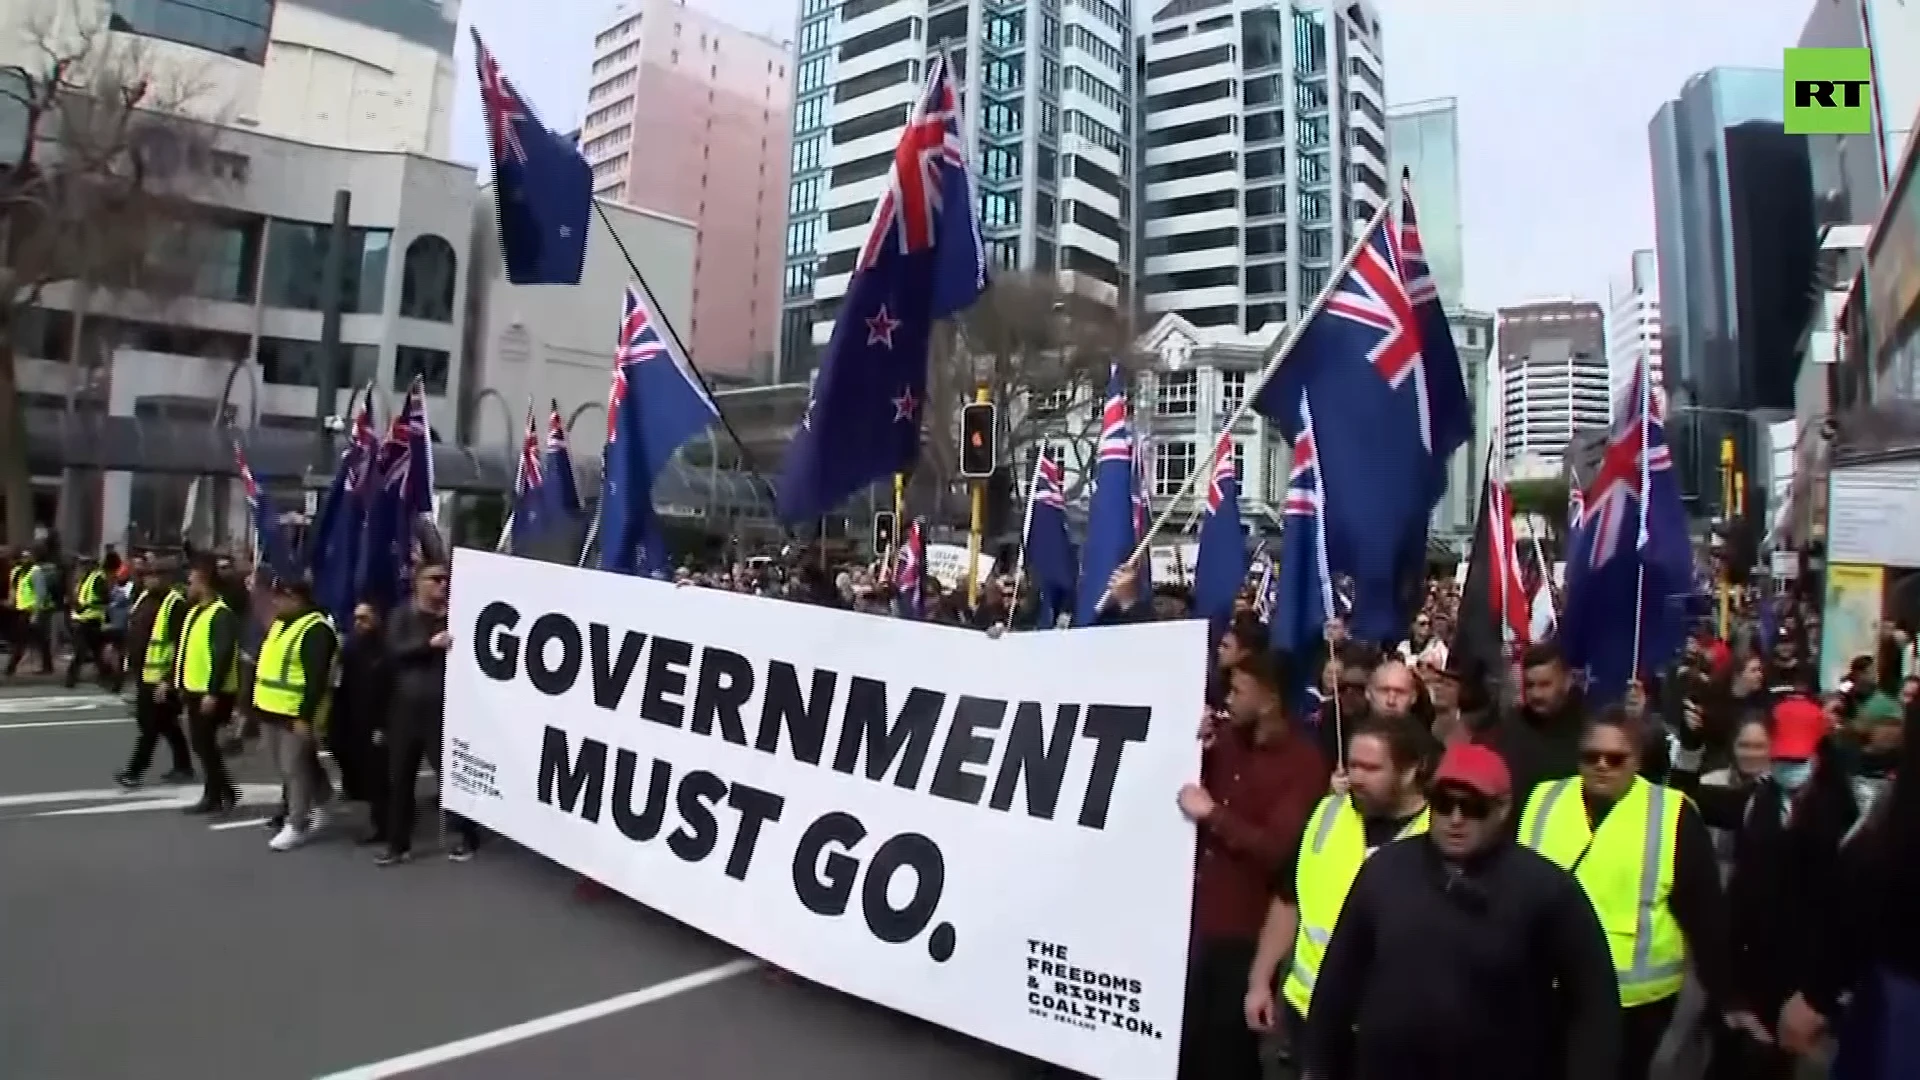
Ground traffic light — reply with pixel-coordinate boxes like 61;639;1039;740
959;401;997;479
872;510;896;551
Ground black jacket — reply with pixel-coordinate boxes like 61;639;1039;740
1475;690;1586;806
386;604;448;730
1302;836;1621;1080
338;628;393;734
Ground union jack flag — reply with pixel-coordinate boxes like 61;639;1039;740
1033;450;1066;510
894;519;925;618
1096;377;1133;466
380;378;431;497
1204;432;1236;514
1325;225;1430;450
607;285;665;443
344;401;378;494
1583;361;1672;569
1285;419;1323;520
234;442;261;507
474;37;529;164
544;405;569;459
857;52;970;268
517;408;544;493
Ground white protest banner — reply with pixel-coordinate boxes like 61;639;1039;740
923;542;995;591
444;550;1204;1079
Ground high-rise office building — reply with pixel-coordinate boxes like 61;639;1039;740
1650;68;1814;510
1607;249;1662;407
579;0;793;379
1386;97;1463;309
1496;300;1609;474
774;0;1135;381
1136;0;1387;333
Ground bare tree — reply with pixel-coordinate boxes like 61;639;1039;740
908;273;1137;517
0;7;224;545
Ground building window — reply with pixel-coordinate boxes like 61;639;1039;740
257;337;378;391
1155;370;1197;417
261;219;391;314
1153;439;1195;497
788;176;821;216
399;235;457;322
394;345;451;396
108;0;273;64
1218;371;1247;414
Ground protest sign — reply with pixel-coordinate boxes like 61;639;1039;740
444;550;1204;1078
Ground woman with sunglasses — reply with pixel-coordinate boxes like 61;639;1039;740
1518;708;1731;1080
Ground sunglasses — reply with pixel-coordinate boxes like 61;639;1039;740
1580;749;1632;769
1430;789;1495;820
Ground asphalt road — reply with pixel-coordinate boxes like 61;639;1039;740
0;684;1036;1080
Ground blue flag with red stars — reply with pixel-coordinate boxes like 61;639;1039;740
776;54;987;524
473;31;593;286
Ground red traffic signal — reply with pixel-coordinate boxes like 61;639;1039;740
959;401;996;479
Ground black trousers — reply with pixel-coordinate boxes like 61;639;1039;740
1620;996;1678;1080
1179;938;1264;1080
328;703;384;806
6;613;51;674
65;620;105;686
126;681;190;777
383;725;478;854
183;692;236;805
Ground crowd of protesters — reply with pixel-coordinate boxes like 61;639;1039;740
5;530;1915;1079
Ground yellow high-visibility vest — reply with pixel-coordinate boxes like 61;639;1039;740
253;610;333;721
176;599;238;695
71;569;106;623
1518;776;1688;1007
140;590;184;685
1282;795;1430;1017
12;565;36;612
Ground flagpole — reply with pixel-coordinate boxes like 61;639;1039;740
496;399;534;554
591;203;789;527
1092;199;1396;616
1006;451;1046;629
1628;358;1652;685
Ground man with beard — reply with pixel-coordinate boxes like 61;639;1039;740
1476;640;1588;803
1243;713;1431;1046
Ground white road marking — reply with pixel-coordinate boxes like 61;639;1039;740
208;817;275;831
0;716;132;731
29;784;280;817
0;783;280;815
0;786;185;810
0;696;120;714
312;958;760;1080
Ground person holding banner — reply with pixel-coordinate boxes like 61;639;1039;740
377;560;479;866
1178;652;1328;1080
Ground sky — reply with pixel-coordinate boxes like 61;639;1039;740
451;0;1814;314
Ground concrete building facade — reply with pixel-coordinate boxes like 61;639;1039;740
579;0;792;379
1136;0;1388;333
1607;248;1663;408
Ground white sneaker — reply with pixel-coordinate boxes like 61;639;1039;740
307;806;329;834
269;825;305;851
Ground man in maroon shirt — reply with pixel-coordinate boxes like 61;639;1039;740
1178;652;1329;1080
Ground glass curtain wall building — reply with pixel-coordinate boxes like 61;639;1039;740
1648;67;1780;506
1386;97;1463;309
776;0;1134;381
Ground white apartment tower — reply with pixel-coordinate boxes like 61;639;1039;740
1137;0;1387;332
775;0;1136;381
1496;299;1612;474
1607;249;1663;407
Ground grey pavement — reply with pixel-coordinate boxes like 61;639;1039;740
0;685;1034;1080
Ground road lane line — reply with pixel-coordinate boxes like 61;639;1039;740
208;817;274;831
0;717;133;731
312;958;760;1079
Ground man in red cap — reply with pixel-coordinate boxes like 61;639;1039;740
1300;742;1622;1080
